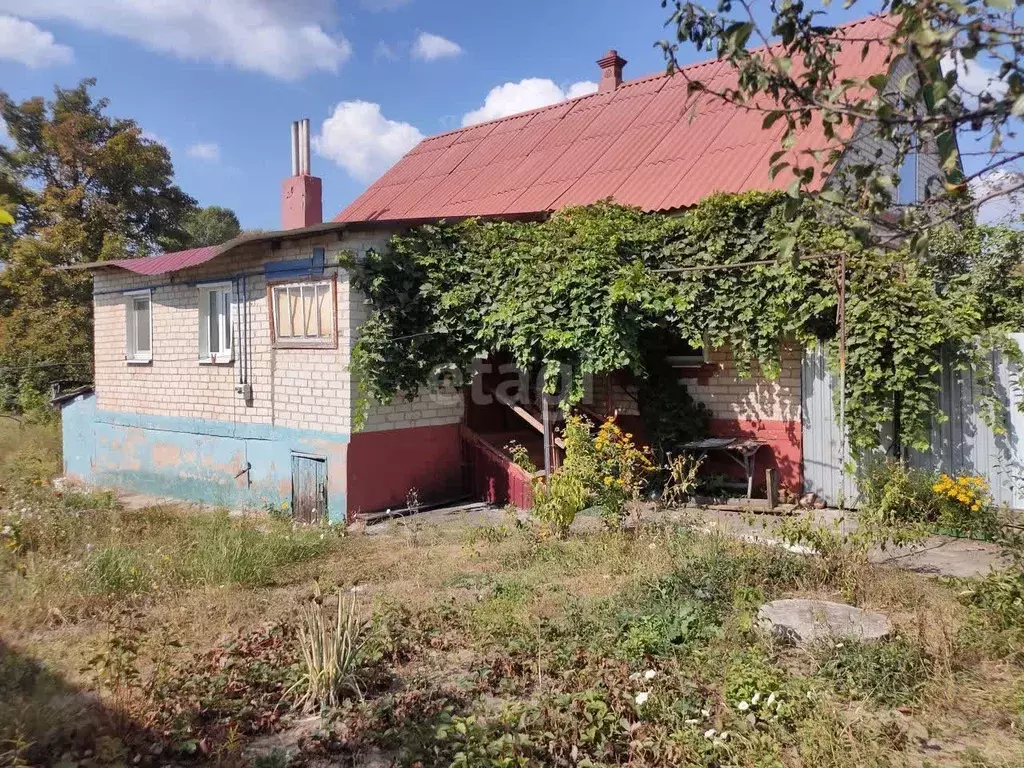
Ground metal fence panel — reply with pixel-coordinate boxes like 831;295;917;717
801;345;858;506
802;337;1024;509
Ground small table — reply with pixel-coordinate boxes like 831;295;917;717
680;437;768;499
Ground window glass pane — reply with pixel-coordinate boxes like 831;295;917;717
222;291;231;352
316;283;330;339
274;288;289;338
898;151;917;205
273;281;332;342
302;284;317;337
134;297;150;353
208;290;220;353
288;287;301;338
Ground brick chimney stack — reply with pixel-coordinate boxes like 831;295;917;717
282;119;323;229
597;50;627;92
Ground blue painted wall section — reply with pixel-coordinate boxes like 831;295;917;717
61;393;97;481
59;395;350;522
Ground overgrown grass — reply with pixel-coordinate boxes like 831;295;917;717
3;498;333;614
815;636;930;706
2;420;1024;766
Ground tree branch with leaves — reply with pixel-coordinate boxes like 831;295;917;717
658;0;1024;246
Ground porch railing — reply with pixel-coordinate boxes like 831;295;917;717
460;425;535;509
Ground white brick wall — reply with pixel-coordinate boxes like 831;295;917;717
591;344;802;423
92;230;463;435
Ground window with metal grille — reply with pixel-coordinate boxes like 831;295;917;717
270;278;336;347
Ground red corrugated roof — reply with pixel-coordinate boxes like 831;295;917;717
104;245;225;275
336;14;898;224
72;220;379;276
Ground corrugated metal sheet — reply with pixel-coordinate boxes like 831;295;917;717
803;340;1024;510
71;220;370;276
802;345;858;507
910;345;1024;508
336;15;897;224
105;245;224;276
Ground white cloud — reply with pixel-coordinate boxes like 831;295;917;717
0;15;72;68
941;53;1009;107
0;1;350;80
970;170;1024;226
566;81;599;99
314;101;424;183
462;78;599;126
411;32;462;62
186;142;220;162
374;40;399;62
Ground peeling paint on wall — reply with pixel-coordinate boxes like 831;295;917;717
62;397;350;522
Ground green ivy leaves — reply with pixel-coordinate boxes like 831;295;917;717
348;194;1023;457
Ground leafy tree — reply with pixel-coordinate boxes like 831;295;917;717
160;205;241;250
1;78;196;263
0;240;93;409
657;0;1024;243
0;80;197;408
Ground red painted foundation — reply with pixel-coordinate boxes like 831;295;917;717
706;418;803;494
346;423;464;517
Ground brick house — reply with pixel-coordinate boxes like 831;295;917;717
59;15;939;521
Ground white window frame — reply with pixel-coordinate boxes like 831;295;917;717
269;277;337;349
124;289;153;364
198;282;233;364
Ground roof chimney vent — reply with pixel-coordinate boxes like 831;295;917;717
282;118;323;229
597;49;627;92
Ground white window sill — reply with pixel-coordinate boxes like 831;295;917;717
127;357;152;365
199;356;234;365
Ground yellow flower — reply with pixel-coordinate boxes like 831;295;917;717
604;476;614;486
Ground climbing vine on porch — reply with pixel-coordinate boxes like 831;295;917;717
348;192;1024;458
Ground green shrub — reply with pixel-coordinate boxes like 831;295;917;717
815;636;929;706
859;458;999;538
532;470;588;538
532;415;656;535
964;568;1024;630
859;457;938;527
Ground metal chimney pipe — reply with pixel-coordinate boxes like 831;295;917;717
301;118;311;176
290;121;300;176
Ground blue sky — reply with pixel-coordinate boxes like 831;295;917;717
0;1;1017;230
